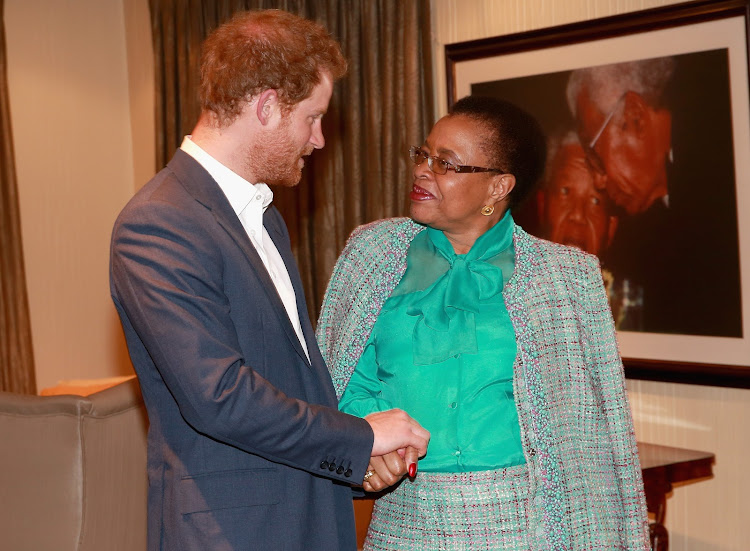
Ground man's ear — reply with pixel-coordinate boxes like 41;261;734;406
623;91;649;136
606;215;619;248
536;188;546;222
576;86;600;143
256;89;279;126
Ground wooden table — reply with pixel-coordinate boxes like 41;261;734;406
637;442;715;551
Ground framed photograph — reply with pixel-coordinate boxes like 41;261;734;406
445;0;750;388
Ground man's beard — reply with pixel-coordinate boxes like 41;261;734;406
247;120;312;187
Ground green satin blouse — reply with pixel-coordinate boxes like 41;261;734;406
339;211;525;472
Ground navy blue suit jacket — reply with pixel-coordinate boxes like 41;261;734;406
110;150;373;550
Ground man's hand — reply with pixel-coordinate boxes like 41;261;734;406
362;446;421;492
365;409;429;458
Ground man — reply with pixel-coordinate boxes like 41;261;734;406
566;54;741;336
567;58;674;217
538;133;617;259
537;133;643;328
110;10;428;551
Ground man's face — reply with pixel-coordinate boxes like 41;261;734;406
251;73;334;187
577;89;670;215
542;142;616;257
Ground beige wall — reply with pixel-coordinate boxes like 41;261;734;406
431;0;749;549
628;380;749;549
124;0;156;191
4;0;153;390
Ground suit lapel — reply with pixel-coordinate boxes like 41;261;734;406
167;150;310;365
263;207;321;370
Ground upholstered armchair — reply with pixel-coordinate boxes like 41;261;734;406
0;376;147;550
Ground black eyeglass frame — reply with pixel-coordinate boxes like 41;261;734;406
408;146;506;175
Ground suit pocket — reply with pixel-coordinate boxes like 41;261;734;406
179;468;281;514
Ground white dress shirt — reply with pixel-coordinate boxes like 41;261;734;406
180;136;310;361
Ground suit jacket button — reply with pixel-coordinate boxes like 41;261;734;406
344;469;353;478
336;466;344;475
328;463;337;471
320;461;329;470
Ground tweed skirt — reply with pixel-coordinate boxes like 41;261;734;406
364;464;531;551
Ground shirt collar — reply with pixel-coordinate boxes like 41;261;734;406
180;136;274;215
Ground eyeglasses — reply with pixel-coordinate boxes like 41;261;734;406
408;146;506;175
581;93;626;175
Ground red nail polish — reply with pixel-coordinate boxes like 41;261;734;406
408;463;417;477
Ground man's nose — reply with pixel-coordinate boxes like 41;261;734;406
310;121;325;149
569;200;586;222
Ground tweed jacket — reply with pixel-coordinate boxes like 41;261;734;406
317;218;650;550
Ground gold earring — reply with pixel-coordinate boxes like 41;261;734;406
481;205;495;216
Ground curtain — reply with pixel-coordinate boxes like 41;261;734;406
150;0;434;320
0;0;36;394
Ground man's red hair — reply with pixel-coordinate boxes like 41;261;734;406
200;10;347;125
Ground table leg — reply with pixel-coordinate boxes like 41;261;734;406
644;470;671;551
649;521;669;551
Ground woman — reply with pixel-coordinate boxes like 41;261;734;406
317;96;649;550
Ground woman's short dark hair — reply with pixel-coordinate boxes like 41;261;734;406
449;96;546;210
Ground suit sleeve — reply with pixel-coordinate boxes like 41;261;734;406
110;197;373;483
577;256;651;549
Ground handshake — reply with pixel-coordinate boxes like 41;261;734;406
363;409;430;492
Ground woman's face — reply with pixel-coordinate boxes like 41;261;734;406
409;115;504;236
